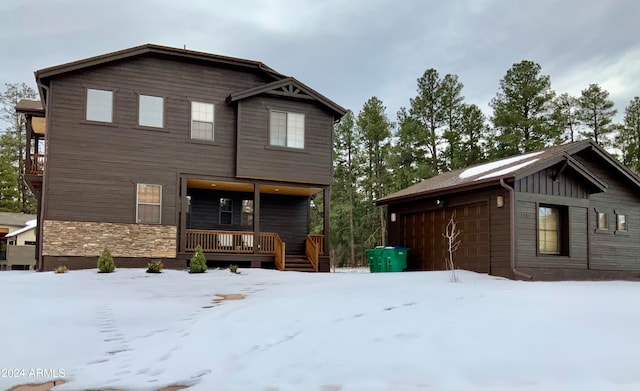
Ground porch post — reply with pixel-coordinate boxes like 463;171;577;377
253;183;260;254
25;117;33;174
179;176;187;253
323;186;331;255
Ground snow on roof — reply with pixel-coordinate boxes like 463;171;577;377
5;218;37;238
459;151;544;179
476;159;541;180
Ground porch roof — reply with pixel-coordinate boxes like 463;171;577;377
187;179;322;196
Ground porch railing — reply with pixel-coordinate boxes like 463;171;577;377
186;230;277;254
274;234;285;271
308;234;325;256
305;235;319;272
29;153;45;175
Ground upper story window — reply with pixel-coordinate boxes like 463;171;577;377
191;102;215;141
139;95;164;128
270;111;305;149
86;89;113;122
137;184;162;224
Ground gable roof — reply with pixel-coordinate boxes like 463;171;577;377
377;140;640;205
15;99;44;116
228;77;347;118
5;219;37;238
33;44;345;119
35;43;285;83
0;212;37;227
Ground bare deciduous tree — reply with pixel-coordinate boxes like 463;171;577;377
443;213;462;282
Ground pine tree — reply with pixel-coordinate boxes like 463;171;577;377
0;82;38;213
331;110;358;266
458;104;488;167
577;83;617;147
490;60;559;156
357;97;392;247
0;133;20;212
189;245;207;273
551;93;580;143
616;97;640;173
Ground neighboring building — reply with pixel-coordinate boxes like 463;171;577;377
377;140;640;280
17;44;345;272
0;212;37;270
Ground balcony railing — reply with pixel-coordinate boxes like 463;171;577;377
185;229;279;254
29;153;45;175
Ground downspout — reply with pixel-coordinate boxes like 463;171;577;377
36;80;50;272
500;178;532;280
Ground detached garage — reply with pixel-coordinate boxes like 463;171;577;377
377;140;640;280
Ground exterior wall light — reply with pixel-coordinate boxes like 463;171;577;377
390;212;397;222
497;195;505;208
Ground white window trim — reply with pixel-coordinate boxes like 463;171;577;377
269;110;305;149
136;184;162;224
190;101;215;141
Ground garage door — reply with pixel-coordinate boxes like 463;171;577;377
401;202;490;273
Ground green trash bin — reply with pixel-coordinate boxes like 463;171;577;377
384;246;408;272
366;246;386;273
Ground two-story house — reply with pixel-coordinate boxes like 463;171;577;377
17;44;346;272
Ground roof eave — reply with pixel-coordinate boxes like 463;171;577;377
376;176;513;206
35;44;285;84
228;77;347;118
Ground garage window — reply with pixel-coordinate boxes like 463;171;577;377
538;205;568;255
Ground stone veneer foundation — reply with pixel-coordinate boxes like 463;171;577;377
43;220;177;258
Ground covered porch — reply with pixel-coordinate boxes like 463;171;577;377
178;177;329;272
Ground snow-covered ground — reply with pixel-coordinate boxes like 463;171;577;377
1;268;639;391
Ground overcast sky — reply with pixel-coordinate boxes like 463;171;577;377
2;0;639;126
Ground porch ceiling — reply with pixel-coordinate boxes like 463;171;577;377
187;179;322;196
32;117;46;135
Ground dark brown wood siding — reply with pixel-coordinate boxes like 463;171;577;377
187;189;254;231
514;200;588;269
574;151;640;271
186;188;308;254
514;166;590;198
43;54;294;225
259;194;309;255
387;187;511;278
236;96;334;185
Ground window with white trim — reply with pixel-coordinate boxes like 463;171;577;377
137;184;162;224
86;89;113;122
270;111;305;149
191;102;215;140
139;95;164;128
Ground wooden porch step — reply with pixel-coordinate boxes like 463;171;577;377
285;256;316;272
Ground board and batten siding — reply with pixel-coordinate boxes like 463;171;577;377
236;96;334;185
574;151;640;271
43;54;288;225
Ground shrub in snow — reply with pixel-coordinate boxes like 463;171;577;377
189;245;207;273
54;265;68;274
146;260;164;273
97;247;116;273
228;264;240;274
